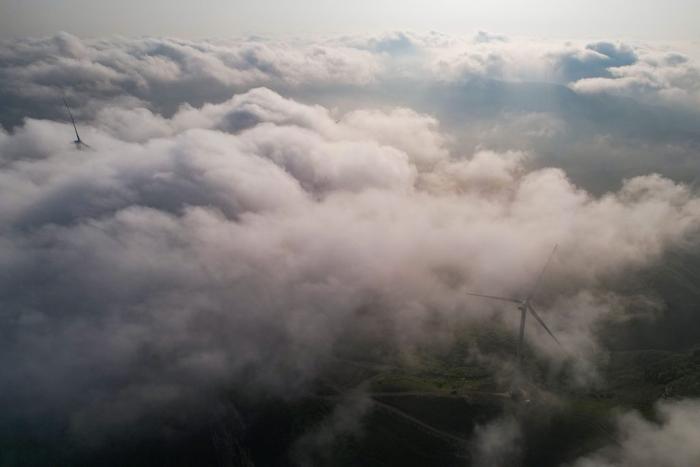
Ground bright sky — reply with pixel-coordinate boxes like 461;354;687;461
2;0;700;40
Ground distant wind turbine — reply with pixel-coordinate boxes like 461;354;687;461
62;96;91;150
466;245;561;371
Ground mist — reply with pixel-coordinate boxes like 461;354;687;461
1;31;700;466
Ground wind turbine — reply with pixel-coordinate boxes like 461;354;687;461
466;245;561;373
62;96;91;150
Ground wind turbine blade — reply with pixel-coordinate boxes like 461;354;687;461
63;96;82;143
527;303;561;346
464;292;521;304
526;244;558;301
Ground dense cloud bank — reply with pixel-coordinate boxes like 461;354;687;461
2;34;700;462
3;31;700;116
2;32;700;194
1;87;699;439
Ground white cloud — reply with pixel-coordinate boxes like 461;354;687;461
569;399;700;467
1;34;700;453
1;90;699;436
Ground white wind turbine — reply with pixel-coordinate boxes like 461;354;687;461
466;245;562;374
63;96;91;150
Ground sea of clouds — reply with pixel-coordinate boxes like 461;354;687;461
1;31;700;464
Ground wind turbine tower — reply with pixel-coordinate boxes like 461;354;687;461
63;96;91;149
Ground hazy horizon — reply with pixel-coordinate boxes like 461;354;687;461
3;0;700;40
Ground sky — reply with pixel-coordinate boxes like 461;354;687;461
2;0;700;40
